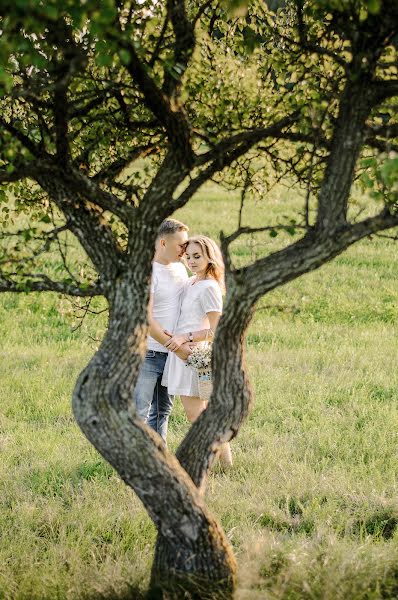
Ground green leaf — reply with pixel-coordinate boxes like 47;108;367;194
361;158;376;169
366;0;381;15
360;173;373;189
42;5;58;20
31;53;48;69
223;0;249;17
119;49;131;65
96;53;113;67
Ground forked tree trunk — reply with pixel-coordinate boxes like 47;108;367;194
71;275;237;599
151;282;255;598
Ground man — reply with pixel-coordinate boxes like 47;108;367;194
134;218;190;442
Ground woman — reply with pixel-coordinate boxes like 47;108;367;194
162;235;232;466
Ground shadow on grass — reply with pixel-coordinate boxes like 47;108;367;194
352;510;398;541
85;587;146;600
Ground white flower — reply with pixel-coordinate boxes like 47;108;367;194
186;345;213;370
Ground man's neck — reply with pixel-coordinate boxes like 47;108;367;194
153;253;171;266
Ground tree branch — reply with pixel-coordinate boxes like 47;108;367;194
195;112;301;167
92;143;159;183
275;26;348;69
243;209;398;301
0;117;42;158
0;164;35;183
148;9;170;68
373;79;398;102
54;85;70;162
222;224;305;247
169;114;303;213
162;0;195;98
61;167;136;224
69;91;111;119
193;0;214;27
365;122;398;139
315;76;376;232
0;272;103;296
364;137;398;153
108;34;193;163
35;171;126;282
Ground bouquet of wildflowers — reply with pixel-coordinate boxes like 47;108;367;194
186;344;212;370
186;344;213;400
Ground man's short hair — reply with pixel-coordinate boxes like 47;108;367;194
157;218;189;239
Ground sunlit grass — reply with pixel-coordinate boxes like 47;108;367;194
0;181;397;598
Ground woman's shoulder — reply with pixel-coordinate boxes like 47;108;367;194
200;279;223;300
186;276;219;287
186;277;222;293
203;279;223;296
203;278;221;288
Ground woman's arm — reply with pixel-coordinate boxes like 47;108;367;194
164;311;221;352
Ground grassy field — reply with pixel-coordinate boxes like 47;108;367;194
1;183;398;599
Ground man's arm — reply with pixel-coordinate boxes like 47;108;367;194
148;296;191;360
149;320;171;348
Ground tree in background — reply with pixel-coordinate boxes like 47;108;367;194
0;0;397;596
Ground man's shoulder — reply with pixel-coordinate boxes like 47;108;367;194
168;261;188;279
152;261;187;286
152;261;187;273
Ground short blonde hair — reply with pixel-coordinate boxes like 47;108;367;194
157;218;188;239
186;236;225;292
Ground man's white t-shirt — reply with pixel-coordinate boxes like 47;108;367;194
147;261;188;352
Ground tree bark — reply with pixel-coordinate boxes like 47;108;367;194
72;274;237;598
316;74;376;232
151;528;236;599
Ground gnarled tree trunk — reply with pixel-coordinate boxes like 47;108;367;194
72;274;237;598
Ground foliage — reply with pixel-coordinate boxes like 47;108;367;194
0;0;397;294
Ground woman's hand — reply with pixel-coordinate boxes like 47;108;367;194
163;331;188;352
176;344;192;361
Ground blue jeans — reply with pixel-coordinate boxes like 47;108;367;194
133;350;173;443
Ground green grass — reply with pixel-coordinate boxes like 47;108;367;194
1;182;398;599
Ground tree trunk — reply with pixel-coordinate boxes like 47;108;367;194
316;74;375;231
176;281;254;489
71;274;237;598
151;530;236;599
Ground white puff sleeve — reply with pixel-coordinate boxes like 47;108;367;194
200;283;223;314
150;273;157;295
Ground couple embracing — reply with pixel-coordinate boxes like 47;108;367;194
134;218;232;466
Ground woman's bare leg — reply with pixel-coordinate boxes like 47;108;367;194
180;395;233;467
180;395;207;423
219;442;233;467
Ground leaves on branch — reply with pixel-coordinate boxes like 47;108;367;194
0;0;396;295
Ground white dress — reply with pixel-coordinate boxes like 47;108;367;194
162;277;223;396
